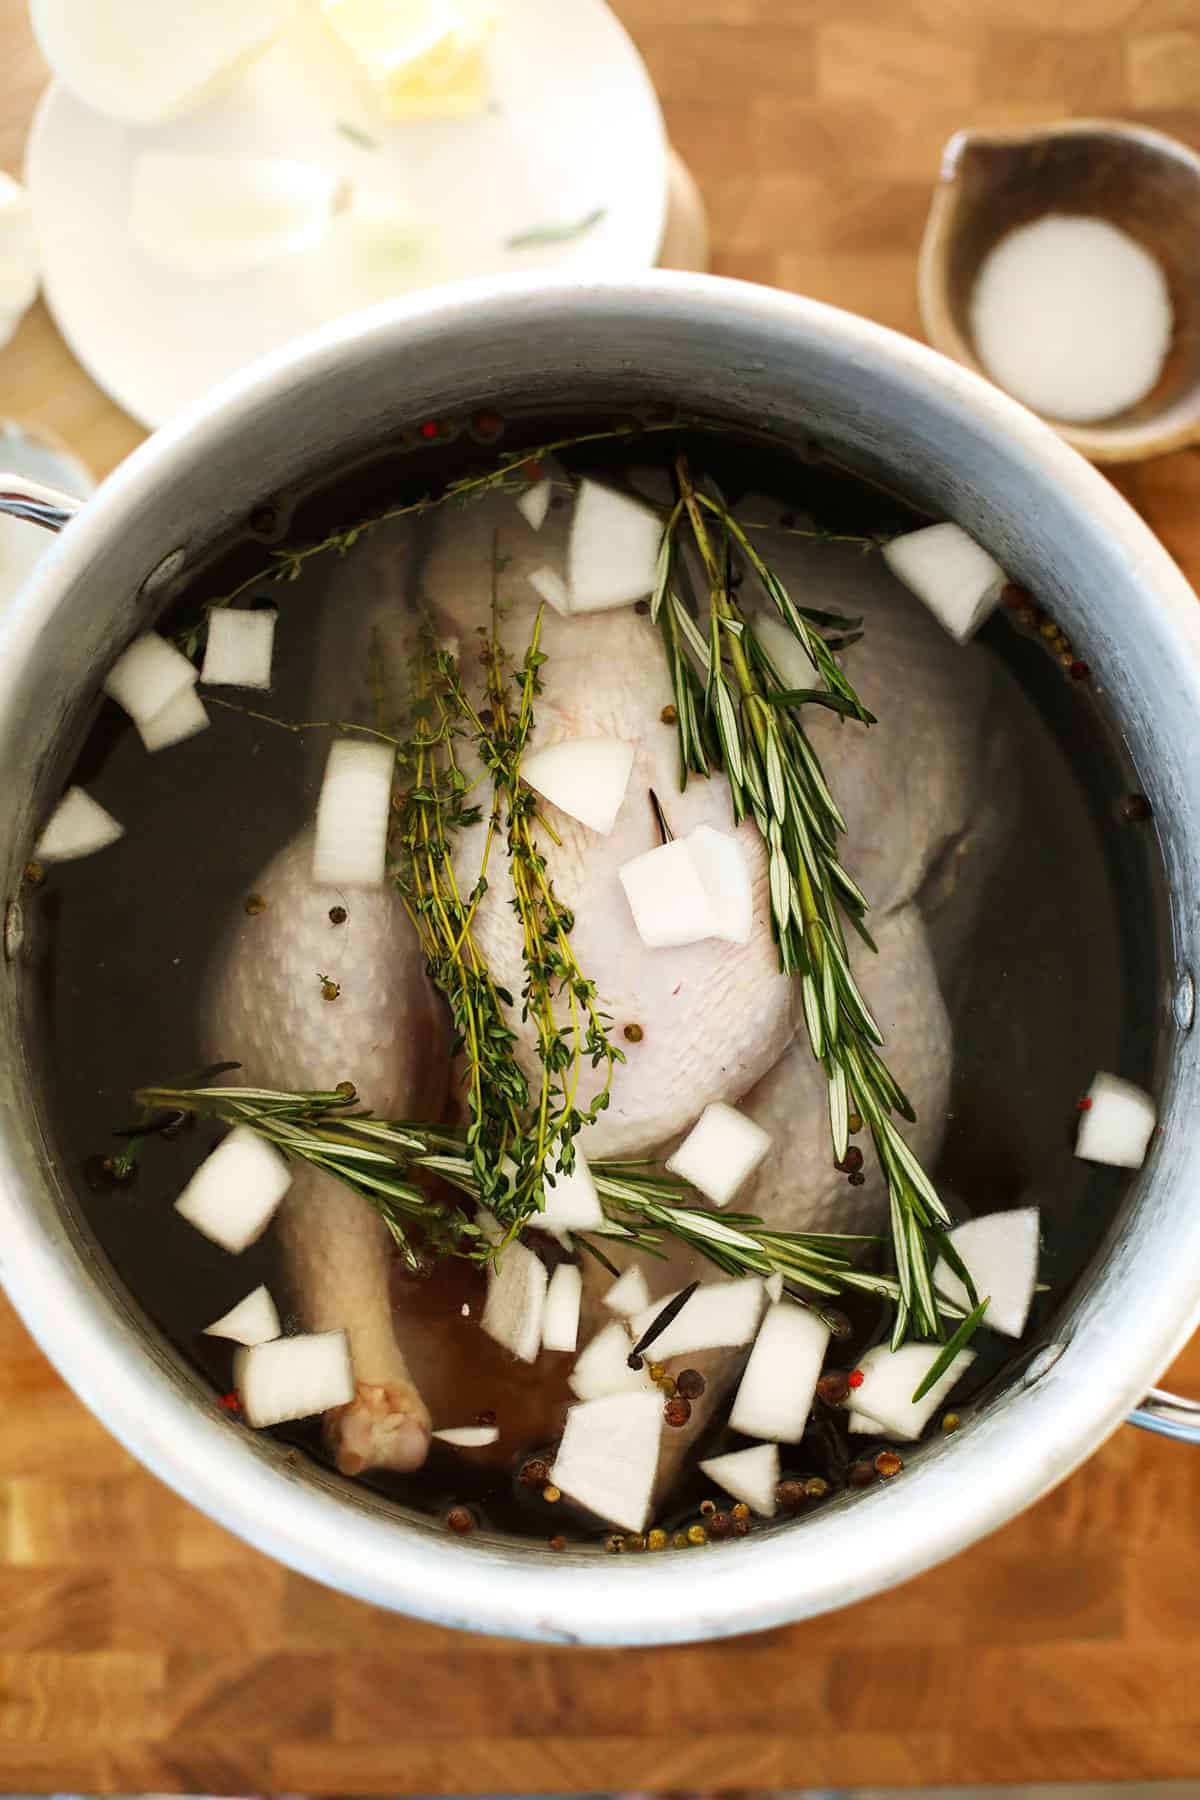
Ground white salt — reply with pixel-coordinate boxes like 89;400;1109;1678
970;214;1172;424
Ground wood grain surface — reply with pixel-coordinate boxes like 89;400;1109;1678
3;0;1200;1790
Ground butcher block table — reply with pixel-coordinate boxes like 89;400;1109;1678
4;0;1200;1790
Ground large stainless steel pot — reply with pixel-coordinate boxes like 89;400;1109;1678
2;273;1199;1645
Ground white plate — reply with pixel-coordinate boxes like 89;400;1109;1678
25;0;667;429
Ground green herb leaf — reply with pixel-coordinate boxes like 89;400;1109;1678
505;206;606;250
911;1295;990;1402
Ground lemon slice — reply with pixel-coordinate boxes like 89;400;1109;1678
321;0;497;120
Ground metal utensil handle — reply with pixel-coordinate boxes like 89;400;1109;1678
0;473;82;533
1129;1387;1200;1443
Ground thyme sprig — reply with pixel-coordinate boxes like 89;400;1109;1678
394;580;621;1233
653;458;952;1345
131;1076;929;1310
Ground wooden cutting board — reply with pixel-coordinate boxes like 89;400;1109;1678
3;0;1200;1789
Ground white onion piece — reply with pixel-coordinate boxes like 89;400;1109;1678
235;1329;354;1428
203;1284;281;1346
666;1101;771;1208
35;787;123;864
312;738;395;889
541;1263;582;1354
481;1239;546;1364
32;0;293;126
0;174;37;347
852;1342;976;1442
882;523;1007;644
764;1271;784;1304
103;632;198;728
201;609;277;690
847;1411;877;1435
568;1319;654;1401
528;565;570;617
138;682;210;753
618;836;720;949
521;736;635;836
729;1300;830;1442
131;154;338;281
432;1424;500;1448
603;1265;651;1318
933;1207;1040;1339
627;1277;764;1361
174;1126;292;1253
516;480;552;532
700;1442;780;1518
526;1149;605;1238
1075;1071;1157;1169
319;0;494;121
567;481;662;614
551;1390;663;1533
685;826;753;945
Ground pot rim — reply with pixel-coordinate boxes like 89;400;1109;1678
3;271;1199;1645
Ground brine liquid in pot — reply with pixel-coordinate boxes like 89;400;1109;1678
27;415;1167;1546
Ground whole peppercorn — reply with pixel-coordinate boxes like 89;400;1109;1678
664;1394;692;1428
473;408;503;440
686;1523;707;1545
848;1460;878;1488
244;893;268;916
804;1477;830;1500
1001;582;1033;610
604;1534;624;1554
816;1370;851;1406
626;1353;645;1371
445;1505;474;1535
700;1499;717;1517
541;1484;561;1504
707;1510;734;1539
730;1502;750;1521
941;1412;962;1434
848;1170;866;1187
647;1529;668;1551
835;1145;864;1174
318;974;340;1002
623;1022;644;1043
335;1080;357;1099
475;1409;497;1427
847;1368;865;1390
776;1478;809;1511
624;1532;647;1552
657;1375;678;1399
1120;793;1152;824
1069;659;1091;682
634;599;651;615
329;904;348;925
548;1534;567;1552
874;1449;904;1479
648;1362;666;1381
518;1457;550;1488
733;1517;751;1536
661;704;678;725
676;1368;706;1399
672;1530;689;1549
846;1111;863;1134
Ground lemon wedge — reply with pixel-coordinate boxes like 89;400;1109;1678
321;0;497;121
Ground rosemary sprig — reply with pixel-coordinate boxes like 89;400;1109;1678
654;458;952;1345
131;1076;925;1309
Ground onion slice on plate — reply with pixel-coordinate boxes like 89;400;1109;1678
0;173;38;347
103;631;198;729
933;1207;1040;1339
541;1262;582;1354
174;1125;292;1254
882;522;1008;644
627;1277;764;1361
235;1328;354;1428
569;1319;655;1400
567;480;663;614
203;1284;281;1346
551;1390;663;1533
201;609;277;690
700;1442;780;1517
728;1300;830;1442
851;1342;976;1442
31;0;294;127
1074;1070;1157;1169
666;1101;771;1208
312;738;395;889
481;1239;547;1364
35;787;123;864
130;153;339;281
138;682;210;753
521;736;635;837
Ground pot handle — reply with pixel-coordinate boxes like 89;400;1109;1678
1129;1387;1200;1444
0;473;83;533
